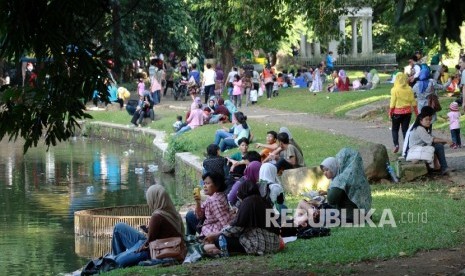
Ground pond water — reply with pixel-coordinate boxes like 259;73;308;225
0;137;185;276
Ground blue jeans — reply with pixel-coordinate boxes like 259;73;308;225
185;210;201;235
176;125;192;136
111;222;149;267
451;129;461;146
214;129;233;145
433;143;448;173
220;138;237;152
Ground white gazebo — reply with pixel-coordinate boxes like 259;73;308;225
299;7;374;58
339;7;373;56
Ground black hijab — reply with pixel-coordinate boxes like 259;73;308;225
233;180;275;232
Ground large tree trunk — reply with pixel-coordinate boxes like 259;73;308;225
220;47;234;74
111;0;122;83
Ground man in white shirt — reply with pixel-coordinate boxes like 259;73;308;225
203;63;216;104
225;67;238;100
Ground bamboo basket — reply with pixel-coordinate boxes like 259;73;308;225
74;205;151;238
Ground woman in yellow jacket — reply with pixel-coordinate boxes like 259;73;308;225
389;73;418;153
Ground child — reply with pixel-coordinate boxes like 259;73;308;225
172;115;184;132
272;75;279;97
232;74;243;108
137;78;145;96
448;102;461;149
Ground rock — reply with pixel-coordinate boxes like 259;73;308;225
359;143;390;182
280;166;330;196
398;161;428;182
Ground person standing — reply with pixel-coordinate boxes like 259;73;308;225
326;51;334;73
215;64;224;97
389;73;418;153
203;63;216;104
163;63;175;97
447;101;461;148
225;67;238;101
262;65;274;100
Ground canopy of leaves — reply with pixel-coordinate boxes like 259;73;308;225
190;0;295;58
0;0;112;152
392;0;465;50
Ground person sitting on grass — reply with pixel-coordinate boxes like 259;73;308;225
219;112;250;152
270;132;305;173
203;180;281;256
109;184;185;268
130;94;153;127
294;148;372;227
227;160;262;206
226;137;250;177
175;102;208;136
203;144;228;178
185;172;233;237
255;130;279;162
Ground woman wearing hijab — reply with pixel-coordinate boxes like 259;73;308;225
176;97;207;136
110;184;184;267
336;69;350;92
389;73;418;153
203;180;281;255
294;148;372;227
227;161;262;205
413;68;433;113
224;100;237;122
258;163;286;215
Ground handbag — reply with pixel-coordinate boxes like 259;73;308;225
149;237;187;262
406;145;435;164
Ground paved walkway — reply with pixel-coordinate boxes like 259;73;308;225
157;95;465;173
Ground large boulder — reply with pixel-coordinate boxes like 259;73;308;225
359;144;389;182
280;166;330;196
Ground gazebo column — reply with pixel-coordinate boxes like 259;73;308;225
313;41;321;57
300;34;307;58
351;18;358;56
367;17;373;53
361;17;368;54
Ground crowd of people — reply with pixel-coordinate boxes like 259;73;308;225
93;143;372;272
390;50;464;176
78;49;465;274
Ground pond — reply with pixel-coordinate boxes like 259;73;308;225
0;137;186;276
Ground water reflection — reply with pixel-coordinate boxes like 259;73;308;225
0;137;184;276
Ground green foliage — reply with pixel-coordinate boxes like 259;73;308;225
190;0;296;66
0;0;111;152
165;135;198;165
376;0;465;52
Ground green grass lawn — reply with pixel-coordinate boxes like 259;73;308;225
87;106;365;166
102;181;465;275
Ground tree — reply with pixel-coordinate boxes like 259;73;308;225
0;0;112;152
375;0;465;52
190;0;296;70
98;0;199;81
